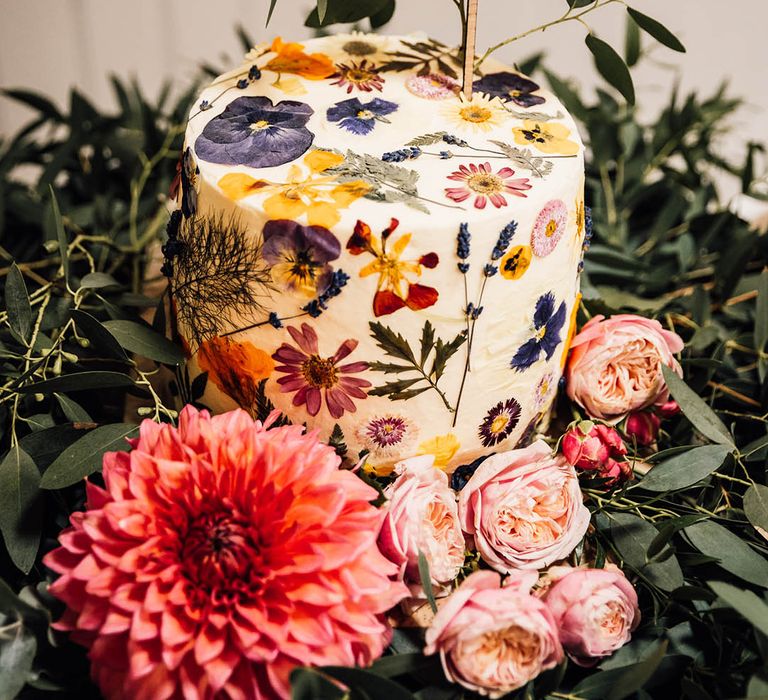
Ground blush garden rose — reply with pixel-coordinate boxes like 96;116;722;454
566;314;684;421
541;564;640;666
425;570;563;698
378;455;466;595
458;441;590;572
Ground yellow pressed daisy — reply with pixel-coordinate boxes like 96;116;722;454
444;92;507;133
512;120;580;155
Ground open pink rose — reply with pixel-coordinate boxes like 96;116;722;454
566;314;684;421
542;564;640;666
378;455;466;594
458;441;590;572
425;570;563;697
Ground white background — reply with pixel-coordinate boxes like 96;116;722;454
0;0;766;201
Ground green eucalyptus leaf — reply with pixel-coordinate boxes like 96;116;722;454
72;309;129;361
369;0;396;28
743;484;768;534
370;653;436;678
265;0;279;26
572;640;668;699
321;667;416;700
317;0;328;23
78;272;120;290
54;393;92;423
585;34;635;104
0;624;37;700
637;444;730;491
610;512;684;591
48;186;70;286
40;423;138;489
708;581;768;637
625;15;641;66
662;366;734;447
418;551;438;613
568;0;595;7
17;371;135;395
5;264;32;342
0;447;41;574
290;667;345;700
627;8;685;53
102;320;184;365
685;521;768;587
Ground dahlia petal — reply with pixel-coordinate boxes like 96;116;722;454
332;338;359;363
474;195;487;209
194;624;226;664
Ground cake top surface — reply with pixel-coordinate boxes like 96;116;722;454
183;33;584;228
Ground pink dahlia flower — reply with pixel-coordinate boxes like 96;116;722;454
44;406;407;700
445;162;531;209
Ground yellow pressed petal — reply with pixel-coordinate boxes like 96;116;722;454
271;75;307;96
285;164;305;184
561;293;582;370
329;180;371;206
305;149;345;173
417;434;461;469
218;173;268;201
390;232;412;258
358;260;381;278
305;201;341;228
263;192;308;221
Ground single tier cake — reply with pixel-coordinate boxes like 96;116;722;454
170;33;586;471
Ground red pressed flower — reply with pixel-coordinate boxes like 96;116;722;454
272;323;371;418
45;407;407;700
445;162;532;209
329;59;385;94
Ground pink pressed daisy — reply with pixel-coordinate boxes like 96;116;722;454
44;407;408;700
445;162;532;209
531;199;568;257
272;322;371;418
405;73;459;100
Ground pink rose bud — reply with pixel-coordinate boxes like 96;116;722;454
658;400;680;418
594;424;628;458
459;441;590;572
425;570;563;697
378;455;466;596
542;565;640;667
625;411;661;446
598;457;633;485
561;422;626;470
566;314;684;421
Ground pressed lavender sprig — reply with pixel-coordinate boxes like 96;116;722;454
453;221;518;426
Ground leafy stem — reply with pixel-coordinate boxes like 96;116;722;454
474;0;627;69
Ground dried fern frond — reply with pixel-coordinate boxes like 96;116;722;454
171;213;274;348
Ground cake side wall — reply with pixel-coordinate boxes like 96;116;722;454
173;34;586;470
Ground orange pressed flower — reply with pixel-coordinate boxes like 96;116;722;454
264;37;336;80
560;293;582;370
197;336;274;411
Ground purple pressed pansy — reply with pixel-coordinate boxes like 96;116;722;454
326;97;398;135
262;219;341;298
194;96;314;169
472;72;546;108
511;292;567;372
478;398;521;447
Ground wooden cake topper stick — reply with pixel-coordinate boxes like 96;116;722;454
462;0;479;97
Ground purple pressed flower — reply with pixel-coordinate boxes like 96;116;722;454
478;398;521;447
472;72;546;108
326;97;398;135
262;219;341;298
194;96;314;169
511;292;567;372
